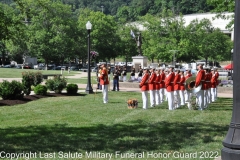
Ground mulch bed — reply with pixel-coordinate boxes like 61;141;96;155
0;93;84;107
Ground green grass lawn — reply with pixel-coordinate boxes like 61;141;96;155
0;68;79;78
0;91;232;160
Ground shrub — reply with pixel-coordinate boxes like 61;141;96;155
0;80;24;100
34;85;47;95
66;83;78;94
45;76;67;93
22;71;43;95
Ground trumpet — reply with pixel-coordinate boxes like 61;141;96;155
185;77;202;94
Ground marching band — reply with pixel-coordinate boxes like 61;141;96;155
139;64;219;110
98;63;219;110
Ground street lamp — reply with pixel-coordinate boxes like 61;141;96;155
85;21;93;94
169;50;178;67
221;0;240;159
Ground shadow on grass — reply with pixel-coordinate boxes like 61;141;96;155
0;93;86;107
0;120;228;153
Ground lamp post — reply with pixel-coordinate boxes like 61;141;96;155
169;50;178;67
85;21;93;94
221;0;240;159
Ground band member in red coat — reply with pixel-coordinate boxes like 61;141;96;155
165;66;175;110
148;67;157;107
203;67;210;108
214;67;219;100
184;68;193;109
195;64;205;110
173;68;181;109
139;67;150;109
99;64;109;103
207;68;213;103
210;68;217;102
155;68;161;105
159;67;166;103
179;69;186;106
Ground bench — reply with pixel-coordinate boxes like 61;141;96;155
42;74;62;79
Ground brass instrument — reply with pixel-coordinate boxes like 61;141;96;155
185;77;202;94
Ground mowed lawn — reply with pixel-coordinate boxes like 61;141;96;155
0;90;233;160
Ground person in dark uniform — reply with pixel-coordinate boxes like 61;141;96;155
112;68;120;91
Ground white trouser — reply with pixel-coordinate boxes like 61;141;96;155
211;88;216;102
179;90;185;105
102;85;108;103
174;90;180;108
149;90;156;107
142;91;148;109
119;76;122;81
159;88;165;103
196;90;204;110
208;88;212;104
166;91;174;110
123;76;127;82
185;90;192;109
203;90;208;108
165;89;168;101
155;89;160;105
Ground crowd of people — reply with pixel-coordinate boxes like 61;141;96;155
139;64;219;110
96;63;219;111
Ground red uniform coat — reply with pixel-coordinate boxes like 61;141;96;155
148;72;157;90
211;74;217;88
160;72;166;88
165;72;175;92
155;74;161;90
139;73;149;91
185;73;192;80
208;72;212;89
99;68;109;85
174;73;181;91
195;69;205;90
179;76;186;91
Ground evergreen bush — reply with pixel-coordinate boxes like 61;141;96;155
34;85;47;95
45;76;67;93
66;83;78;94
0;80;24;100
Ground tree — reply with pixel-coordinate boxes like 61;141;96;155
23;0;76;67
77;9;119;62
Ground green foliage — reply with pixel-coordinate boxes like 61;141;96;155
0;80;23;100
22;71;43;95
34;84;47;95
66;83;78;94
45;76;67;93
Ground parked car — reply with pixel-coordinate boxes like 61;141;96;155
91;66;98;72
23;63;33;69
3;64;11;68
80;67;89;72
69;66;80;71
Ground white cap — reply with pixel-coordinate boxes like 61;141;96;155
180;69;185;72
174;68;180;71
168;65;174;68
185;67;192;70
143;67;149;70
150;66;155;69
